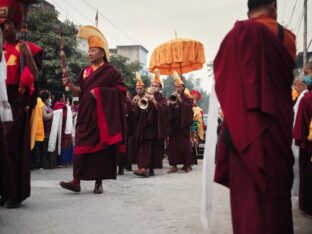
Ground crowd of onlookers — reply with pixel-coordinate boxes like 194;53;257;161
30;90;78;170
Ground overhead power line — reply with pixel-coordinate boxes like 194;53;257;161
58;0;123;44
287;0;298;26
80;0;142;45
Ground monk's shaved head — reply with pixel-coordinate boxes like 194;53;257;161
248;0;276;11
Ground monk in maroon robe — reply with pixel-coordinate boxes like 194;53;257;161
167;71;193;173
124;78;146;172
60;25;126;194
0;0;42;208
0;121;15;206
293;62;312;217
133;71;170;177
214;1;296;233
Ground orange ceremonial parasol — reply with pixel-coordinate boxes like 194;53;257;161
149;35;206;75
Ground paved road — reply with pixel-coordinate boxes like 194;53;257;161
0;161;311;234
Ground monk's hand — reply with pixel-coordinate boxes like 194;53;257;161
19;41;32;58
62;76;71;86
90;89;96;99
132;95;140;105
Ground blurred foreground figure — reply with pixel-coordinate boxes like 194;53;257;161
214;0;296;233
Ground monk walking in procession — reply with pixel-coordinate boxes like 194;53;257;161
0;0;42;208
293;62;312;218
59;25;127;194
167;71;193;173
132;70;170;177
213;0;296;233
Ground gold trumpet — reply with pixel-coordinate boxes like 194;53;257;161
138;87;156;110
169;92;181;106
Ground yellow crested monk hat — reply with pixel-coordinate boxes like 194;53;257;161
135;72;145;87
77;25;110;62
152;69;162;85
172;71;184;86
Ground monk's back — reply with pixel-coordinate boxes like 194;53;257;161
252;15;296;61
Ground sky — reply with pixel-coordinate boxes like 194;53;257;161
47;0;311;92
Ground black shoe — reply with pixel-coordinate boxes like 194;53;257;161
0;197;8;206
93;182;103;194
59;181;81;193
149;169;155;176
133;170;149;177
125;164;132;171
4;199;21;209
118;166;124;175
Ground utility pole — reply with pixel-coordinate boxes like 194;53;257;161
303;0;308;66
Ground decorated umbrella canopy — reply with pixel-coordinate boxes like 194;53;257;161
149;36;206;75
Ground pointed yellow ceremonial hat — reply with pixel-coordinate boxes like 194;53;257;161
77;25;110;62
135;72;145;87
172;71;184;86
152;69;162;85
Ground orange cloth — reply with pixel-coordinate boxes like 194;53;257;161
292;88;298;101
149;38;206;75
152;69;162;85
172;71;184;85
135;72;145;87
252;15;296;61
30;98;45;149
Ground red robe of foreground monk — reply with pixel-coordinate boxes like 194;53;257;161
73;63;127;181
4;41;42;203
214;18;295;234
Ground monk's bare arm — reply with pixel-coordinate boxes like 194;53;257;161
68;82;81;96
20;42;39;81
62;77;81;96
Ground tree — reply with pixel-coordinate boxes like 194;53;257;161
110;55;151;95
26;9;88;93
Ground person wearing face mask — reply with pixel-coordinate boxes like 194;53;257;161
293;62;312;218
39;90;56;169
212;0;296;233
291;79;308;205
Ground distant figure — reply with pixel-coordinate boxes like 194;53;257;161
167;71;193;173
293;62;312;218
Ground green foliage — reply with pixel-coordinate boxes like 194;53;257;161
26;10;88;92
110;55;151;95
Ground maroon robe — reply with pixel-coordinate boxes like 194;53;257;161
168;93;193;166
3;41;42;202
73;64;126;180
0;121;15;200
134;92;170;170
293;91;312;215
125;97;136;164
214;20;295;234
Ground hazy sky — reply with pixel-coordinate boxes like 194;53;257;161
47;0;311;91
